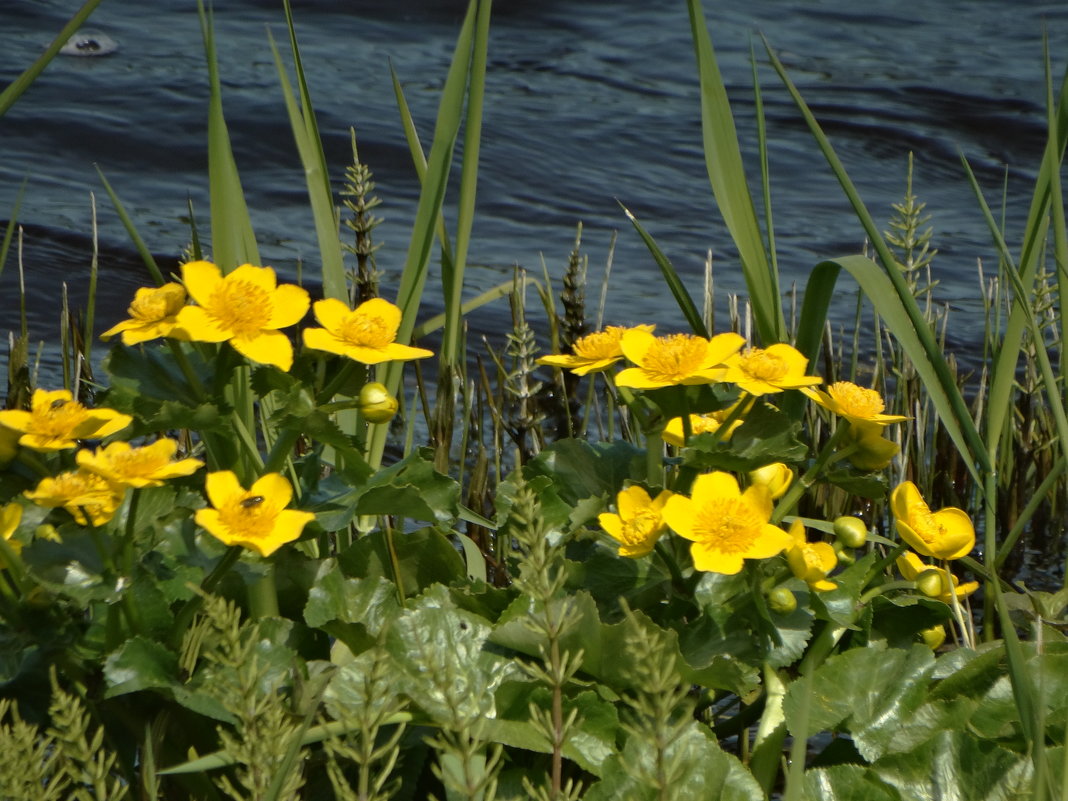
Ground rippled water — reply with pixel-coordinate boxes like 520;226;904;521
2;0;1067;379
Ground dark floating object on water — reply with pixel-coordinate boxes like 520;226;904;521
59;30;118;57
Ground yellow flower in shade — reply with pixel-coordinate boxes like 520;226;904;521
615;329;745;389
722;343;822;396
802;381;908;427
195;471;315;557
749;462;793;500
76;439;203;489
598;485;673;558
890;481;975;560
662;399;748;447
0;423;19;467
302;298;433;365
896;551;979;604
536;324;655;376
786;519;837;592
174;261;309;371
662;471;793;575
845;422;900;471
0;502;23;562
24;469;123;527
0;389;131;452
100;283;187;345
921;625;947;650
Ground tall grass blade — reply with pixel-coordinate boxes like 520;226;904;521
686;0;783;345
0;0;106;117
0;181;27;281
95;166;166;286
620;203;709;338
270;1;347;301
197;0;260;272
763;39;989;477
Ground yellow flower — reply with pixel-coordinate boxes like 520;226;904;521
0;502;23;562
749;462;793;500
0;423;20;467
76;439;203;489
895;551;979;603
890;481;975;560
302;297;432;365
598;485;673;558
802;381;908;427
921;624;946;650
722;343;821;396
174;261;309;371
195;471;315;557
358;382;399;424
786;519;837;591
24;469;123;527
662;399;747;447
536;324;655;376
662;471;792;574
0;389;131;452
615;329;745;389
100;283;187;345
845;422;899;471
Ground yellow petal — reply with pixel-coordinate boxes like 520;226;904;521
229;264;277;291
619;328;656;364
249;472;294;510
205;471;244;510
690;541;745;574
312;298;351;331
267;284;311;329
175;306;231;343
181;261;223;307
231;330;294;371
254;509;315;556
356;298;403;338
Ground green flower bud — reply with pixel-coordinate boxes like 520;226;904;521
833;515;868;549
767;586;797;615
358;382;398;424
832;541;856;566
915;568;946;598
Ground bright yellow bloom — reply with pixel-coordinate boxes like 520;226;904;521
174;261;309;371
615;330;745;389
802;381;908;427
598;485;673;558
24;469;123;527
100;283;187;345
722;343;821;396
0;389;131;452
302;297;432;366
890;481;974;560
536;324;655;376
786;519;837;591
845;422;899;471
749;463;793;500
76;439;203;489
0;502;23;562
895;551;979;603
662;399;747;447
662;471;792;575
195;471;315;557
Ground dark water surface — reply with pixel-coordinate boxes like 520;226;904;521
2;0;1067;380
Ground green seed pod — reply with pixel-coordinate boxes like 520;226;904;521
767;586;797;615
358;382;399;424
833;515;868;549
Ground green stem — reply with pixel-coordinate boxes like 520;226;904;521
168;545;243;647
857;579;916;606
771;421;853;524
248;560;279;618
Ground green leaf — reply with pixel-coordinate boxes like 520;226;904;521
103;637;179;698
683;402;807;473
801;765;899;801
356;448;460;524
303;563;400;642
524;438;645;506
103;344;208;406
339;527;467;595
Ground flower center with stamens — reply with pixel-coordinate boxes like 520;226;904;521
34;400;89;438
108;448;169;479
692;497;764;554
738;349;788;381
573;328;623;360
828;382;885;417
641;334;708;382
219;496;275;540
338;312;392;348
620;510;662;546
206;280;272;337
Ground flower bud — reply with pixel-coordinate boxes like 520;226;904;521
920;624;946;650
832;541;856;566
833;515;868;549
767;586;797;615
35;524;62;543
358;382;399;424
915;568;946;599
749;462;793;499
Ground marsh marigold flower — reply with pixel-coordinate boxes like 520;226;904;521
722;343;821;396
0;502;22;562
802;381;908;427
302;298;432;365
615;329;745;389
896;551;979;604
786;519;837;591
749;462;793;500
536;324;654;376
196;471;314;557
76;439;203;489
24;469;123;527
598;485;673;558
0;389;131;452
890;481;974;560
663;471;792;574
174;261;309;371
845;422;900;471
101;282;187;345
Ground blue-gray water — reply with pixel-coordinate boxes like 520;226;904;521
2;0;1067;380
